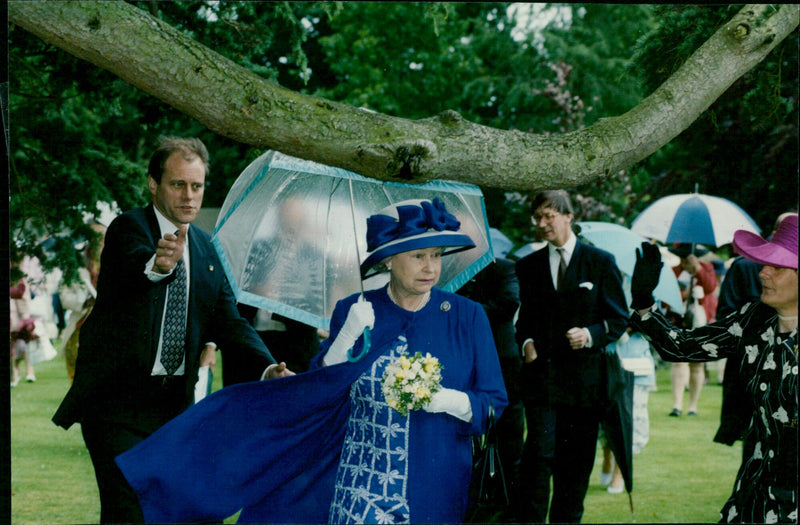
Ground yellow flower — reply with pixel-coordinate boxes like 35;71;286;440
415;385;431;400
399;355;411;370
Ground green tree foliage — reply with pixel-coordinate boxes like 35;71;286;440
630;4;799;234
9;2;797;284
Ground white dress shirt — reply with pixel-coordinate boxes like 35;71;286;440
144;207;190;376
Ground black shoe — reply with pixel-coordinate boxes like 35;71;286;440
669;408;682;417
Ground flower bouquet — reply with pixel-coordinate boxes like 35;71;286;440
381;352;444;416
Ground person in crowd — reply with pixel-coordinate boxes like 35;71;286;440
667;243;719;417
599;327;656;494
238;304;320;373
628;213;798;523
51;136;291;524
459;254;525;519
10;266;37;386
58;222;106;384
115;197;508;524
713;211;796;451
515;190;629;523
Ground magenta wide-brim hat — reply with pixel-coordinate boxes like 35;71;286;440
733;214;798;269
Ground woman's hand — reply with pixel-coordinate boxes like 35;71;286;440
423;388;472;422
324;297;374;366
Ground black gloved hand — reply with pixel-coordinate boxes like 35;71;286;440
631;241;663;310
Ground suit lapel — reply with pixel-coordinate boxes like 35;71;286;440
565;241;583;284
145;205;163;244
186;226;200;362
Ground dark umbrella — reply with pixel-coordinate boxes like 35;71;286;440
601;347;635;512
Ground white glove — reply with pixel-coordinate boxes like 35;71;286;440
324;297;374;366
423;387;472;422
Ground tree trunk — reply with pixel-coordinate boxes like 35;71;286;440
9;2;798;190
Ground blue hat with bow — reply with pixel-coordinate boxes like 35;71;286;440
360;198;476;279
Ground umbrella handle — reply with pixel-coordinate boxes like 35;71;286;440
347;327;371;362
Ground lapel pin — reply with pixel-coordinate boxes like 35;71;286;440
208;265;214;272
440;301;451;312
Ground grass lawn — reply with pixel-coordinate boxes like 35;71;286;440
11;355;741;524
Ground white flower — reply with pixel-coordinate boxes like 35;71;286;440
765;510;778;524
745;345;759;363
772;405;789;424
382;352;444;416
728;322;744;337
763;352;776;370
727;505;738;522
761;326;775;346
701;343;719;358
783;361;792;378
668;330;679;340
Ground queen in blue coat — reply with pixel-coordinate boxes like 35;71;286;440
116;197;507;524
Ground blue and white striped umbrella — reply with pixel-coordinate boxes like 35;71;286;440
631;193;760;247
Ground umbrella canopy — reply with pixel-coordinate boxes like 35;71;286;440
489;228;513;258
630;193;760;247
511;240;547;260
577;222;684;314
213;151;493;331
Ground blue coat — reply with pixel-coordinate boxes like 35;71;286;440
116;286;507;523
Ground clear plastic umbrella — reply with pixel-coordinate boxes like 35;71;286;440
213;150;494;331
578;222;684;313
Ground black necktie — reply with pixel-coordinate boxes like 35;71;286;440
161;258;187;374
557;247;567;291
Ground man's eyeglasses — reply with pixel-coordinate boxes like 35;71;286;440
532;211;561;225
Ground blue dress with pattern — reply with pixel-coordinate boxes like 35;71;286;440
329;336;413;524
315;286;508;524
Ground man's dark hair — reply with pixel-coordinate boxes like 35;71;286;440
147;136;210;183
530;189;574;216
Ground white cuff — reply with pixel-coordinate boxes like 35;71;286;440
144;254;171;282
583;328;593;348
261;364;278;380
522;338;534;358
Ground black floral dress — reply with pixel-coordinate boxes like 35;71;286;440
631;302;797;523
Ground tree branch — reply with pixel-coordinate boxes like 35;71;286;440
9;2;798;190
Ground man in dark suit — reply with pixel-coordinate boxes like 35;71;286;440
52;136;292;523
459;256;524;519
514;190;628;523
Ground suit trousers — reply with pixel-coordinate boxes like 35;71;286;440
81;376;187;523
548;404;601;523
82;419;148;524
518;401;556;523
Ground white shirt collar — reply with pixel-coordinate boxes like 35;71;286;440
151;205;190;264
549;231;577;262
152;205;183;237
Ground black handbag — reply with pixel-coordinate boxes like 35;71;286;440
465;404;509;523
